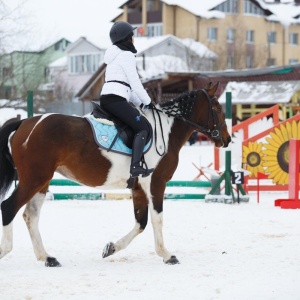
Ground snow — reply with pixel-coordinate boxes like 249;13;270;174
0;107;29;127
218;81;300;104
1;193;300;299
161;0;226;19
1;110;300;299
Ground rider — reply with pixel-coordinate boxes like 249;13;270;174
100;21;154;178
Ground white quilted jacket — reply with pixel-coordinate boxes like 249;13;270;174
100;45;151;106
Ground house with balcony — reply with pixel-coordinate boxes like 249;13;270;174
113;0;300;70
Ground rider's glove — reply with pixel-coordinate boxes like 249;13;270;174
140;102;154;112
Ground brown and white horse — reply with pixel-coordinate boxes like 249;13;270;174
0;82;231;266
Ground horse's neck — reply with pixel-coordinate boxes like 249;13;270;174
168;119;194;151
147;108;193;154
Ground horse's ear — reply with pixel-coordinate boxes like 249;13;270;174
208;81;220;97
205;82;213;89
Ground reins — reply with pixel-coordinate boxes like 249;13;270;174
150;105;167;156
148;89;225;156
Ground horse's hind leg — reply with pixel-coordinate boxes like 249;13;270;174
22;190;61;267
102;180;149;258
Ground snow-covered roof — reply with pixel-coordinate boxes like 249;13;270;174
48;56;67;68
263;2;300;26
66;37;104;53
137;55;188;80
218;80;300;104
161;0;226;19
161;0;300;25
134;35;216;58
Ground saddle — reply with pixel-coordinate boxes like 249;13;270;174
90;101;152;150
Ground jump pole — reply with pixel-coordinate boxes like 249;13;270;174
205;92;249;203
274;139;300;209
27;91;33;118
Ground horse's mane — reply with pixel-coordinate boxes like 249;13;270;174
160;90;199;119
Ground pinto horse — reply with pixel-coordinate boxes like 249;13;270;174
0;82;231;266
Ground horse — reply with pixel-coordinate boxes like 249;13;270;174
0;82;231;266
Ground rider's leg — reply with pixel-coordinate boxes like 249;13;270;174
100;95;153;177
130;130;154;178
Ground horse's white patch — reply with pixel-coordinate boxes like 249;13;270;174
149;200;172;261
22;113;58;148
0;223;13;258
98;110;174;189
23;193;50;261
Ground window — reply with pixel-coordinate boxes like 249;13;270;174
289;33;298;45
215;0;239;13
208;28;218;41
243;0;264;16
246;55;254;68
227;55;235;69
267;31;276;44
227;28;235;43
69;54;101;74
246;30;254;43
289;59;298;65
147;23;163;37
2;67;12;79
267;58;276;66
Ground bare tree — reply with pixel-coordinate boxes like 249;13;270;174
212;16;268;70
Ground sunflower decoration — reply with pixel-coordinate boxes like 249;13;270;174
262;120;300;185
242;141;264;177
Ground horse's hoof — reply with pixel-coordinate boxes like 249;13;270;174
102;242;115;258
164;255;180;265
45;257;62;267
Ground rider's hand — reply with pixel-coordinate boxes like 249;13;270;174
140;102;155;112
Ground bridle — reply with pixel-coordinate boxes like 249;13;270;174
149;89;226;156
183;89;226;141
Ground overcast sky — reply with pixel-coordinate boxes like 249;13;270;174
4;0;125;50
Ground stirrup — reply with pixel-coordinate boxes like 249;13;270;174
130;165;154;178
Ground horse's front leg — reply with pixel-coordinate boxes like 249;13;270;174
150;180;180;264
23;193;61;267
102;180;149;258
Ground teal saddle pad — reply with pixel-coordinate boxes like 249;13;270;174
85;116;152;156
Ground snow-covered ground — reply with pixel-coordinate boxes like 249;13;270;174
1;109;300;299
0;193;300;300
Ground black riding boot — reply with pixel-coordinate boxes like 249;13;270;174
130;131;154;178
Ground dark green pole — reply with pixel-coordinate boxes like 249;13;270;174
224;92;232;196
27;90;33;118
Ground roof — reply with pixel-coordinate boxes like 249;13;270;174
117;0;300;24
134;35;216;58
66;37;105;53
218;80;300;104
161;0;226;18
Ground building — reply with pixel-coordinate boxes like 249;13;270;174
113;0;300;70
0;38;70;99
43;37;106;102
76;35;216;103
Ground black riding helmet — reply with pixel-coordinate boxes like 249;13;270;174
110;21;137;44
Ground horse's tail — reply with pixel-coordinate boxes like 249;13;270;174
0;120;24;200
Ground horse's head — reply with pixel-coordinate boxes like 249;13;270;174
191;82;231;148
